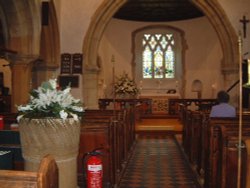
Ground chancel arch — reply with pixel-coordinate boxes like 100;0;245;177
83;0;239;108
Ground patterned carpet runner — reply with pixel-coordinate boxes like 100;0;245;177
119;134;200;188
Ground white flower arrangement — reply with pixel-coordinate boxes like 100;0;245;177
17;79;84;122
114;72;139;96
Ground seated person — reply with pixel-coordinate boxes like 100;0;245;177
210;90;236;117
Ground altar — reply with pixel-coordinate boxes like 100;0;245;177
139;93;180;114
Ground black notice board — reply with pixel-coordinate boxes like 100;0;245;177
72;53;83;74
58;75;79;88
61;53;72;74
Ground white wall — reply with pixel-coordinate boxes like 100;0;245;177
99;17;222;99
55;0;250;100
56;0;250;55
219;0;250;58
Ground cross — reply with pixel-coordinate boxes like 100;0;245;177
240;15;249;38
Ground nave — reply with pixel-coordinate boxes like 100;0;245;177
0;102;247;188
118;132;201;188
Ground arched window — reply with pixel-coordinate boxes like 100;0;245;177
142;33;175;79
133;26;184;94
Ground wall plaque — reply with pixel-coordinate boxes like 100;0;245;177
61;53;72;74
72;53;83;74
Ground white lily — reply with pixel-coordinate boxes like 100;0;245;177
49;79;57;89
17;78;84;121
59;110;68;120
70;113;79;121
17;114;24;122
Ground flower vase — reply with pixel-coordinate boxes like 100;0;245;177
19;118;81;188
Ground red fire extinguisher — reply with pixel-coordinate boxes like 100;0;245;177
84;148;103;188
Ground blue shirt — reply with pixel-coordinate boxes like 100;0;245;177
209;103;236;117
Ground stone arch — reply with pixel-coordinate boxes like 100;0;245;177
0;0;40;54
0;0;60;111
82;0;238;107
191;0;238;72
33;0;60;88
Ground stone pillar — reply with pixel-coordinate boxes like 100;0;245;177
9;55;39;112
82;65;99;109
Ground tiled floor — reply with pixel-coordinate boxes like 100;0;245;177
118;134;201;188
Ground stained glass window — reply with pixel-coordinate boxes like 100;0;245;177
142;33;175;79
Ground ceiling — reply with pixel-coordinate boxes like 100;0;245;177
113;0;204;22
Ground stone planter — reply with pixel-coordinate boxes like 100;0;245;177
19;118;81;188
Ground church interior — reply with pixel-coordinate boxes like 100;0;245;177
0;0;250;188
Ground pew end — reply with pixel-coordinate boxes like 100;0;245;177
0;154;58;188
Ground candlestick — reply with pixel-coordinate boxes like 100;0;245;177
111;55;116;116
112;55;115;97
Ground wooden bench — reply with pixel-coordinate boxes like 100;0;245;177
205;120;250;188
168;98;217;115
79;123;112;187
244;139;250;188
0;154;58;188
188;115;250;188
84;109;129;166
98;100;137;150
179;108;250;188
220;136;248;188
78;114;120;187
84;109;136;165
78;109;136;188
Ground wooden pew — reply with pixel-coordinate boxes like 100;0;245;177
221;136;247;188
78;114;123;187
186;110;210;171
0;154;58;188
189;111;204;166
244;139;250;188
83;109;129;169
202;117;250;188
78;109;136;187
182;109;192;154
168;98;217;115
181;108;210;161
179;107;250;188
84;109;131;164
78;117;115;187
84;108;136;164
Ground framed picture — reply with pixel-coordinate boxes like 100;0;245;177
58;75;79;88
